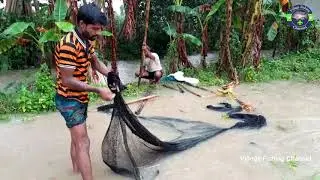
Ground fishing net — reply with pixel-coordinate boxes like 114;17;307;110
98;89;267;179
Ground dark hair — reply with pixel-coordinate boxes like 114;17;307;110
77;3;108;26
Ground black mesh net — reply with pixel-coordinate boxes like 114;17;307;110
99;92;266;180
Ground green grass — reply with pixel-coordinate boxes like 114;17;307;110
182;48;320;86
239;49;320;83
0;80;157;121
122;82;157;97
183;65;227;86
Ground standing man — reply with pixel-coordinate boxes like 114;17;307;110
54;3;117;180
135;45;163;84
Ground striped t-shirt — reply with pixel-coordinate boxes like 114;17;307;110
54;30;95;103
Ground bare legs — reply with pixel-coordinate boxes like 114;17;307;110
135;70;163;84
135;70;149;78
152;70;163;84
69;123;92;180
70;140;79;173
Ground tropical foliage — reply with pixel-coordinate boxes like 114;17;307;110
0;0;319;119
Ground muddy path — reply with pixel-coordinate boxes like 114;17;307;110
0;81;320;180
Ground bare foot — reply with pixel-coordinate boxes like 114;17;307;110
73;165;80;174
73;169;80;174
67;168;80;176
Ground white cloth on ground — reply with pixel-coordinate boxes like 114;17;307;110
167;71;199;85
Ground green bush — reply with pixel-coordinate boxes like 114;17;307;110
0;92;19;114
16;64;56;113
0;62;157;120
240;48;320;82
0;11;44;71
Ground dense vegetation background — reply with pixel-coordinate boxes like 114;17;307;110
0;0;319;119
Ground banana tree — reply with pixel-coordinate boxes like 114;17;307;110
217;0;239;83
121;0;138;40
263;1;288;41
168;0;225;68
138;0;151;86
68;0;78;24
263;0;289;57
240;0;264;68
1;0;113;70
5;0;32;16
191;0;226;68
33;0;40;12
48;0;55;15
163;24;201;73
168;0;193;69
0;0;73;69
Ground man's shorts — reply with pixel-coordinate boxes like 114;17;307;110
144;70;163;80
145;71;156;80
55;93;88;128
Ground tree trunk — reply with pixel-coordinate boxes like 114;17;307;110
240;0;264;68
121;0;137;40
138;0;150;86
22;0;32;15
48;0;55;15
176;13;193;68
5;0;15;13
217;0;238;83
272;35;278;58
107;0;118;73
69;0;78;24
5;0;31;16
199;4;211;68
201;24;208;68
253;15;264;68
241;0;250;42
33;0;39;12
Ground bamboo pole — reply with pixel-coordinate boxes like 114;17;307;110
126;95;158;105
178;84;203;97
138;0;151;86
96;95;158;112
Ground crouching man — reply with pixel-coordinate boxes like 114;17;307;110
135;45;163;84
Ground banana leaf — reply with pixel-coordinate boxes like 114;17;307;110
53;0;68;22
182;33;202;47
168;5;195;16
39;29;60;43
101;31;113;37
267;21;278;41
55;21;74;32
0;38;17;54
163;25;177;37
204;0;225;24
0;22;34;38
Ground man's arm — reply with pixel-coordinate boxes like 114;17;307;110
61;67;115;101
60;67;100;93
143;46;155;60
91;53;111;76
145;51;155;60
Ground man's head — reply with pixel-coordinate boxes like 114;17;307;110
77;3;107;41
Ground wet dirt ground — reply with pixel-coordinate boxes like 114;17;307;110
0;81;319;180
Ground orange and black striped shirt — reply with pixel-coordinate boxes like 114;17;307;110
54;30;95;103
